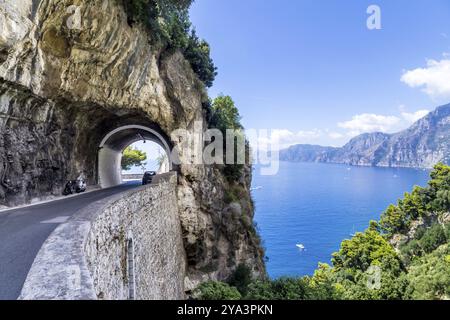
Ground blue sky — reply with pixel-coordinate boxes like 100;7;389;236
190;0;450;147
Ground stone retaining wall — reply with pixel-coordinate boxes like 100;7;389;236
19;172;186;300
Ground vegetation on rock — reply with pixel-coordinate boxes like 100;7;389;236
194;281;242;300
121;0;262;278
209;95;246;182
121;0;217;87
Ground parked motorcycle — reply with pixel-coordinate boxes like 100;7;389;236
63;178;87;196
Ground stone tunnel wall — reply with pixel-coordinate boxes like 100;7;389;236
20;172;187;300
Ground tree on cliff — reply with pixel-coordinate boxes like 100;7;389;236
122;0;217;87
194;281;242;300
121;146;147;171
210;95;243;132
209;95;246;182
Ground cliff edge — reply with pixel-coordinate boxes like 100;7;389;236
0;0;265;292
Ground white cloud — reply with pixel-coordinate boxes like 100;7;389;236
255;129;323;150
249;109;430;151
401;58;450;99
401;109;430;123
329;132;344;139
337;109;429;137
338;114;401;135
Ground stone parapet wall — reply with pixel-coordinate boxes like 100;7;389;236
20;172;186;300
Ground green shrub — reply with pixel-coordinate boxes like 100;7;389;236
256;277;312;300
400;239;422;264
380;204;408;236
405;244;450;300
246;276;341;300
224;184;246;204
414;226;427;240
309;264;342;300
122;0;154;27
121;0;216;87
379;188;426;237
245;281;276;300
194;281;242;300
210;95;242;132
419;223;447;254
435;190;450;211
338;269;409;300
331;229;402;272
445;223;450;241
427;163;450;212
209;95;247;181
227;264;253;295
223;164;244;182
224;189;238;204
184;30;217;87
380;164;450;237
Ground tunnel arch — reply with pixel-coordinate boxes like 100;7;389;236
98;125;173;188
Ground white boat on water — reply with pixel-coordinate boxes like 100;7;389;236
296;244;305;250
350;225;357;237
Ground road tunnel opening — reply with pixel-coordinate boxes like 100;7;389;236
98;125;172;188
0;84;178;206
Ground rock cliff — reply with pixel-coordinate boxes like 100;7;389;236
280;104;450;168
0;0;265;291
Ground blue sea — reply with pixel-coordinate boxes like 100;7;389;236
251;161;430;279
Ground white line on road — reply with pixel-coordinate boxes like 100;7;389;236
40;216;70;224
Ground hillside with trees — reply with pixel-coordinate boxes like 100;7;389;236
195;164;450;300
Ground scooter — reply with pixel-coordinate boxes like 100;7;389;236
63;178;87;196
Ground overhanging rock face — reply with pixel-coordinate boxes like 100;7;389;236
20;173;186;300
1;0;265;287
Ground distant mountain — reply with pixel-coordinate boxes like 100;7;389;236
280;103;450;168
278;145;338;163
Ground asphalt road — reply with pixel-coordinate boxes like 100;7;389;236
0;182;141;300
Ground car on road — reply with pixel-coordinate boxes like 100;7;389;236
142;171;157;185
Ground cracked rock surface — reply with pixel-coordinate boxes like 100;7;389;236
0;0;265;288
